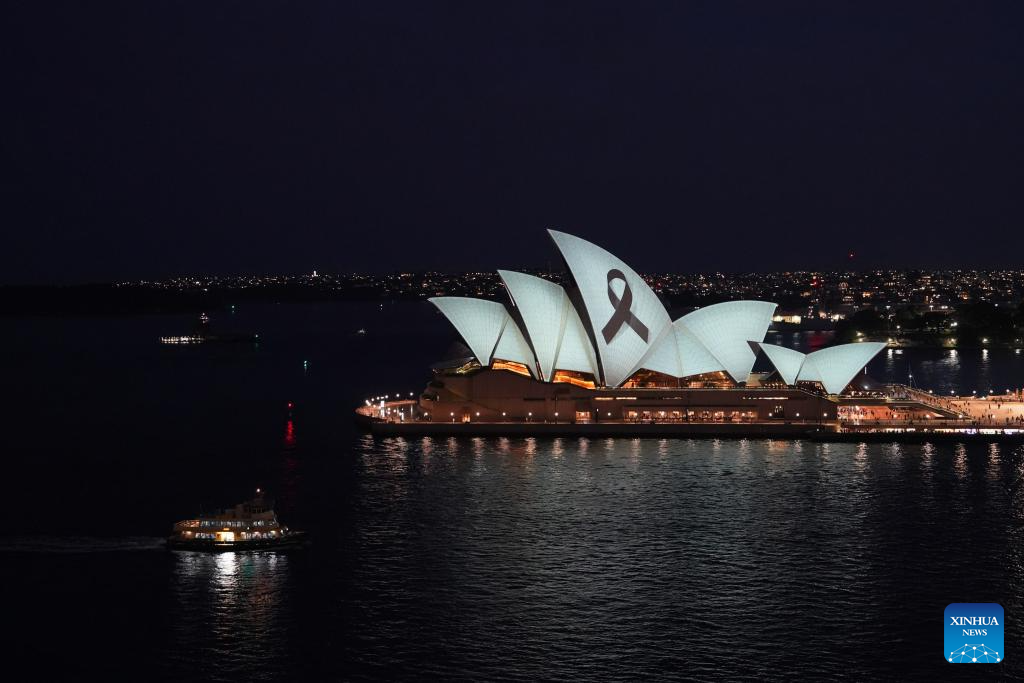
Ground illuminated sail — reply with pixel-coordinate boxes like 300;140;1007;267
798;342;887;394
429;296;538;377
676;301;777;383
548;230;671;387
755;343;807;385
498;270;598;380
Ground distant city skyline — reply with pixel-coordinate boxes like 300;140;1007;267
39;266;1024;308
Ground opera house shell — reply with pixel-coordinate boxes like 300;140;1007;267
428;230;885;395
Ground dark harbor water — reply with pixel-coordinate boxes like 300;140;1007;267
3;302;1024;680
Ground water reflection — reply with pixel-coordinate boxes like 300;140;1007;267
954;443;968;480
853;442;868;473
374;436;411;474
912;349;963;394
279;418;301;512
884;348;898;378
987;443;1002;482
818;440;832;466
283;419;296;449
171;551;290;673
736;438;750;467
979;349;992;392
629;437;641;464
920;442;934;470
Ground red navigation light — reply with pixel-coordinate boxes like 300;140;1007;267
287;401;294;410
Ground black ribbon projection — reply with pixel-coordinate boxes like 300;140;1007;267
601;269;649;344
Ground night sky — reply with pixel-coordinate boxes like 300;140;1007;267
4;2;1024;284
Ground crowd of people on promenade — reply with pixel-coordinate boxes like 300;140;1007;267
950;396;1024;426
840;391;1024;428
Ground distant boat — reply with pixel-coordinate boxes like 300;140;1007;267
160;313;258;345
356;328;367;335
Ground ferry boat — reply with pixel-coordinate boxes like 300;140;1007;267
167;489;306;551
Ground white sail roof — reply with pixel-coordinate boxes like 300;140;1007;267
429;297;538;377
498;270;598;380
755;343;807;385
548;230;672;387
636;325;683;377
429;297;507;367
797;342;887;394
677;301;777;384
675;322;727;377
637;323;726;379
491;315;538;378
553;304;601;378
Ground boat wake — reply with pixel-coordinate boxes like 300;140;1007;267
0;536;166;554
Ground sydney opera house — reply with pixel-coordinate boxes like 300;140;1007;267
360;231;960;436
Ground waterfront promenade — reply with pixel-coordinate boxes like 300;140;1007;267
357;394;1024;441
